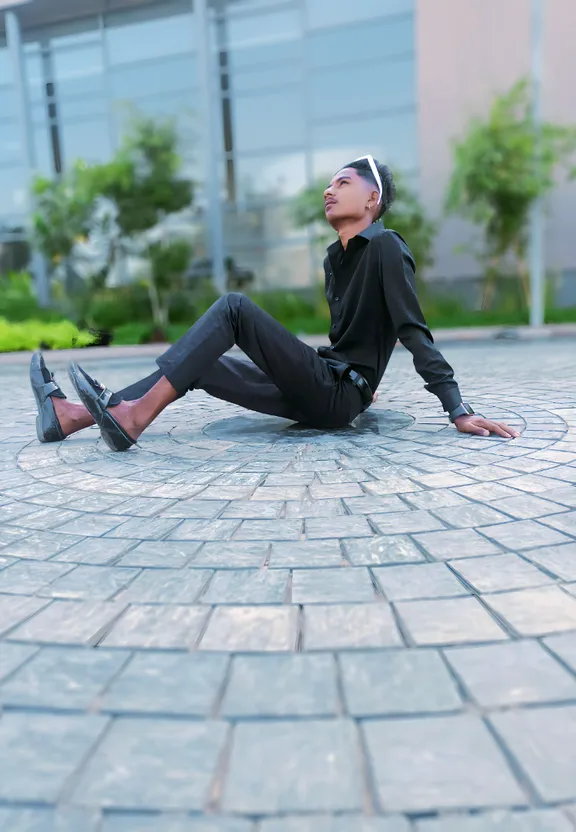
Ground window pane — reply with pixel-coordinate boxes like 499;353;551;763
0;166;28;222
0;121;21;164
309;57;415;119
32;122;54;176
111;54;197;99
24;50;45;105
60;120;113;165
52;45;105;98
311;111;418;175
231;63;302;93
0;46;14;85
226;9;301;50
58;97;109;121
0;89;17;120
234;152;307;202
229;38;303;70
307;0;413;29
106;13;195;65
232;89;305;152
308;16;413;68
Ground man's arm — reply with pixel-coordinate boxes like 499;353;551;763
378;232;462;413
379;232;519;438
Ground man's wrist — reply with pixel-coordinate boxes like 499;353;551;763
448;402;475;423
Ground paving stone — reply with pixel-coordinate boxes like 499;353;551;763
161;499;229;519
269;540;344;568
101;817;252;831
317;469;372;484
251;486;307;501
0;642;38;682
292;567;375;603
114;540;203;569
52;537;138;565
189;541;268;568
541;465;576;484
396;596;507;645
0;712;108;802
0;560;73;594
305;515;373;539
449;554;554;592
497;494;570;519
0;595;51;636
309;482;364;499
102;605;210;649
370;510;445;535
402;489;469;510
0;531;83;561
544;631;576;672
484;587;576;636
343;495;409;515
544;486;576;508
13;505;79;531
0;526;30;549
200;605;298;651
445;640;576;706
223;720;362;813
232;519;302;541
38;565;140;600
0;807;101;831
54;513;127;537
479;519;573;550
431;504;512;528
491;706;576;802
373;562;468;601
304;603;402;650
111;496;176;517
363;477;421;495
105;516;182;539
413;529;501;560
285;498;346;519
415;809;574;831
363;714;525;812
539;509;576;538
455;482;524;502
260;817;411;832
101;652;228;716
265;472;314;486
522;542;576;580
340;649;462;716
71;718;228;810
220;500;284;519
222;654;338;717
116;568;212;603
0;646;129;709
7;600;127;645
344;535;426;566
201;569;289;604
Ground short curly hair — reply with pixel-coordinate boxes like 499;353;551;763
343;157;396;221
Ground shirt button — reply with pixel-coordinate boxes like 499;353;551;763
334;296;340;302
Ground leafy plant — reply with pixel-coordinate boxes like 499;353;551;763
445;79;576;308
0;317;95;352
81;115;194;336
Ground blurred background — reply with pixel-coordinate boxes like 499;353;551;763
0;0;575;351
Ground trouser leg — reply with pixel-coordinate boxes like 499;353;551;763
155;293;360;427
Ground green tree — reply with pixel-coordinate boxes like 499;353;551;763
293;171;436;280
31;163;94;297
445;79;576;308
82;115;194;335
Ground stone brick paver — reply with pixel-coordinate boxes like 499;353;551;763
1;340;576;828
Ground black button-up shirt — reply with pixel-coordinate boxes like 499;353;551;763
317;222;462;413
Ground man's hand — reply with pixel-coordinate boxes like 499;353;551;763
454;414;520;439
372;392;379;403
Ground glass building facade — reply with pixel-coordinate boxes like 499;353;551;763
0;0;417;288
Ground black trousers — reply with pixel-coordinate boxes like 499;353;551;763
115;293;365;429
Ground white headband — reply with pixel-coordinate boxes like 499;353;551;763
353;154;382;205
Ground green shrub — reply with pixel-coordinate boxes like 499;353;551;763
0;318;95;352
0;273;62;323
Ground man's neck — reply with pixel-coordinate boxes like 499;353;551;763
335;217;372;250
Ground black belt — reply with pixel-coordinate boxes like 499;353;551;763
347;369;373;411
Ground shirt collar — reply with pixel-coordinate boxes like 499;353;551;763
327;221;386;256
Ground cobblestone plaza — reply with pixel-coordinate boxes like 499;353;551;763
1;339;576;829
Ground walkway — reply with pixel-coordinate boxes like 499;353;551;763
0;339;576;830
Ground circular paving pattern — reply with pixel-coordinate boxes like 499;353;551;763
0;342;576;829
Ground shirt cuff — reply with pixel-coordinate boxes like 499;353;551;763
425;381;463;414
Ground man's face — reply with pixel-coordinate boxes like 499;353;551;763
324;167;377;226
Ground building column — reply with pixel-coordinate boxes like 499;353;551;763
194;0;227;295
6;10;50;306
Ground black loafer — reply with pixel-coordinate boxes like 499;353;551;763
30;352;66;443
67;362;136;452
